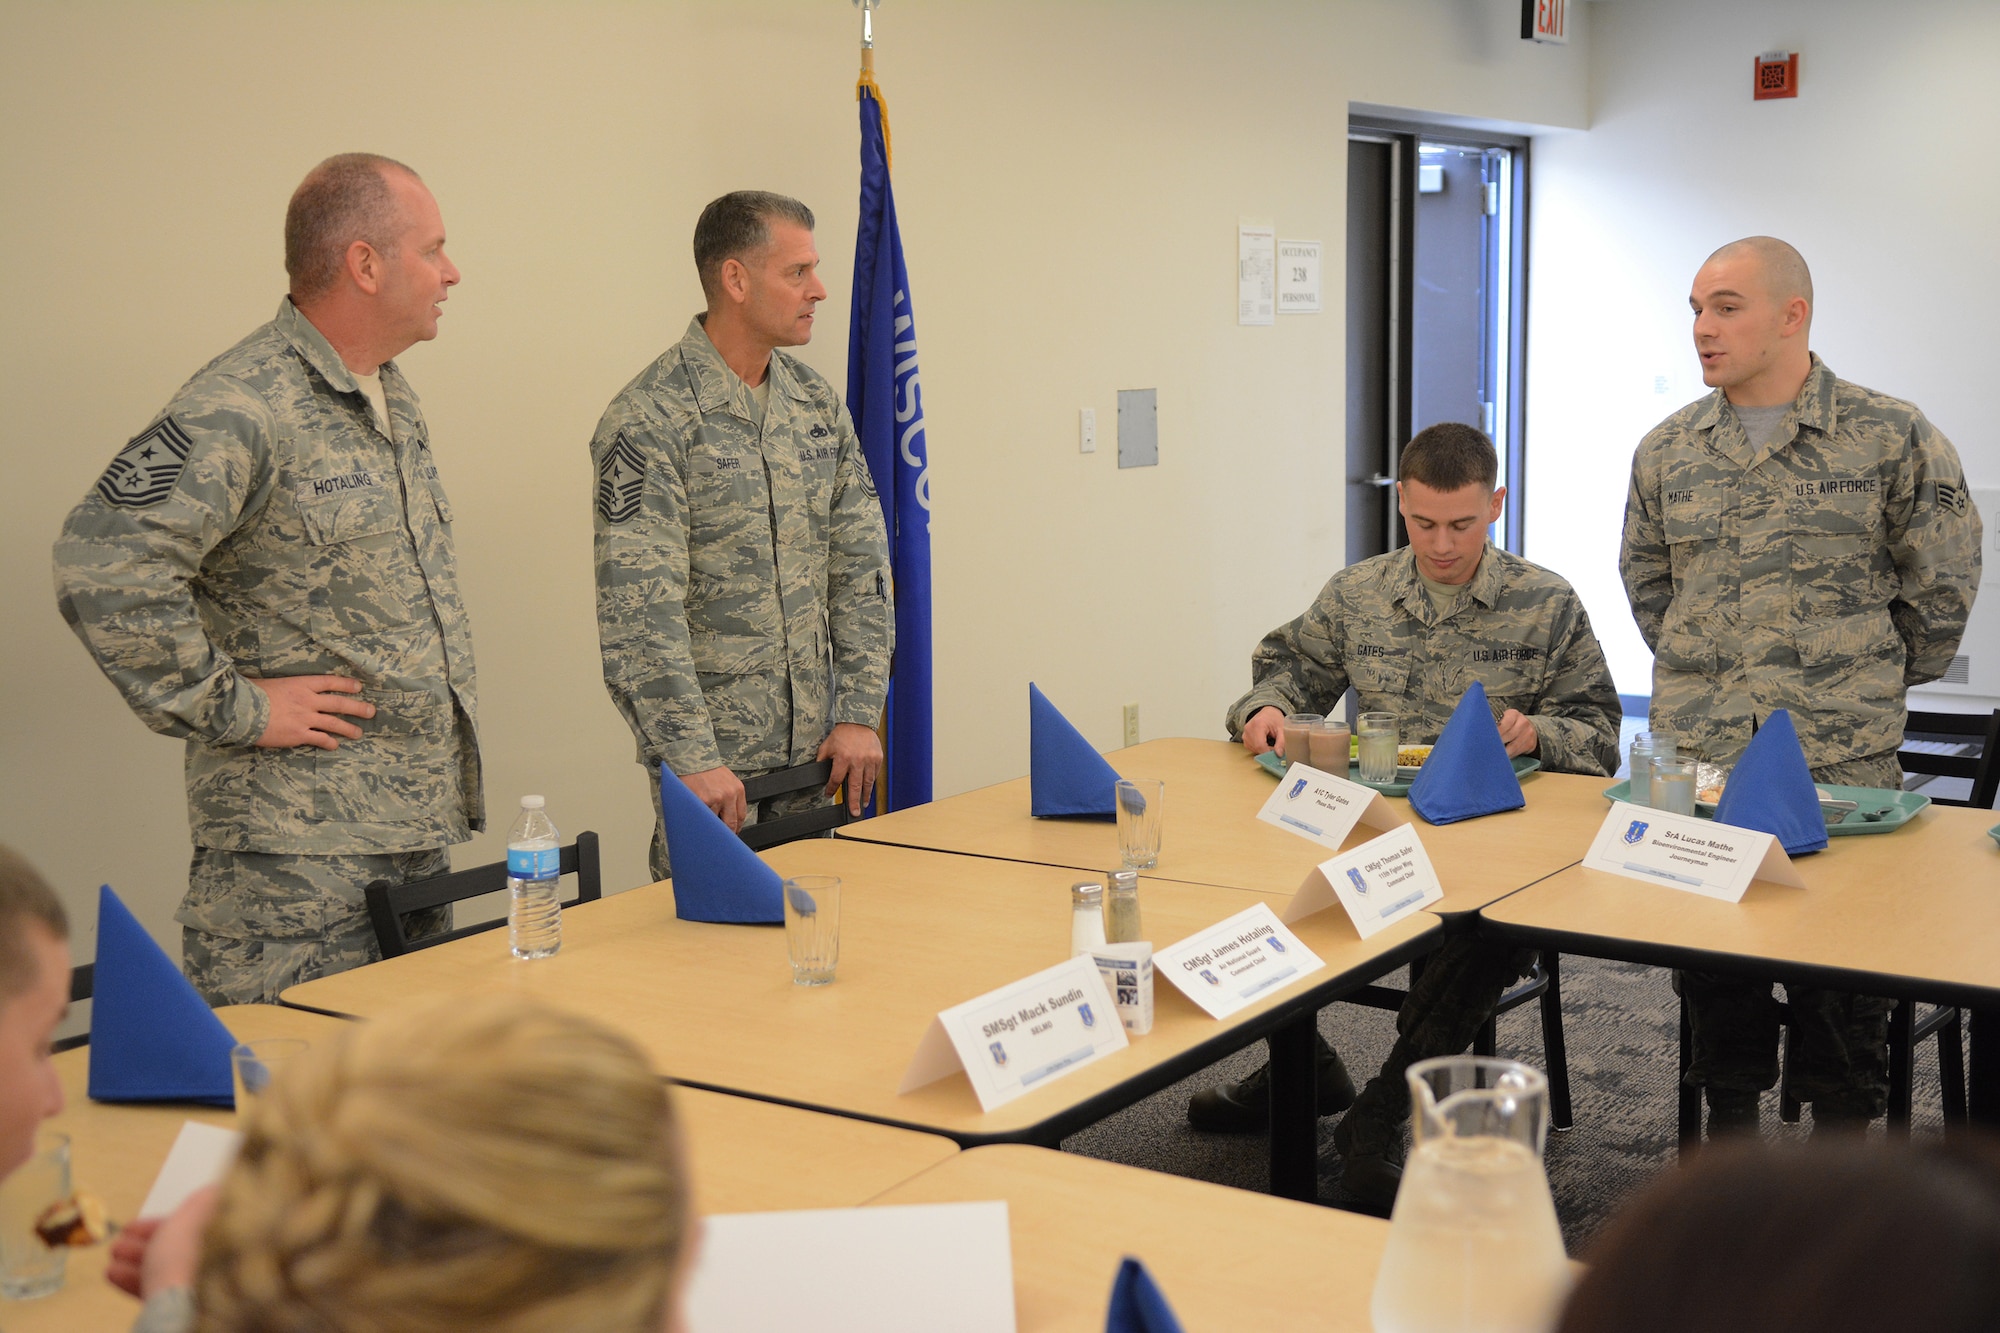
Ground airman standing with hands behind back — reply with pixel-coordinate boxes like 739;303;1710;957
53;154;483;1005
1621;236;1982;1137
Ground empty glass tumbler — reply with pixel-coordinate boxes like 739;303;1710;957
783;875;842;985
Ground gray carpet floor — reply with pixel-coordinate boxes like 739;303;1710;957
1060;954;1961;1253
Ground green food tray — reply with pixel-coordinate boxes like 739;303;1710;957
1987;823;2000;849
1599;780;1929;835
1256;751;1540;796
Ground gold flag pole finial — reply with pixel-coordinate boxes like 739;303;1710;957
852;0;891;169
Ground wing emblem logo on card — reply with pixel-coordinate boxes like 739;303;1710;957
1287;776;1309;799
1624;820;1649;844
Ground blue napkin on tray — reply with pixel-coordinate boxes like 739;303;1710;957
1105;1257;1185;1333
657;763;784;923
1030;682;1123;819
88;885;236;1106
1407;681;1526;825
1712;709;1828;856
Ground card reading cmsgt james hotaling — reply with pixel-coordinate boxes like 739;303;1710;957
1156;903;1326;1020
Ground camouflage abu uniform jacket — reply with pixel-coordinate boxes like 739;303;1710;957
53;299;484;855
1227;544;1622;776
1620;355;1981;768
591;317;892;777
1216;540;1624;768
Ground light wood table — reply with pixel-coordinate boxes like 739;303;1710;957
866;1145;1390;1331
839;737;1609;913
6;1006;957;1332
1479;801;2000;1122
284;838;1441;1200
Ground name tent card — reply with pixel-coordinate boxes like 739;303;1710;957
1156;903;1326;1019
1583;801;1805;903
899;954;1128;1112
1255;762;1409;851
1282;825;1445;938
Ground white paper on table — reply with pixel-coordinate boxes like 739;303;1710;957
1238;221;1275;325
1155;902;1325;1019
898;954;1128;1112
683;1201;1016;1333
1256;762;1408;851
1284;824;1445;938
137;1120;242;1218
1582;801;1805;903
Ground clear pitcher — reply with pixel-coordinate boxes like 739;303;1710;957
1369;1056;1570;1333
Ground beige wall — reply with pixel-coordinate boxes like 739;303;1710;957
0;0;1588;959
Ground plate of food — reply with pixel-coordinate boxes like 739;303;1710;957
1599;776;1929;835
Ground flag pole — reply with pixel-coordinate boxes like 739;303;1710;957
856;0;889;817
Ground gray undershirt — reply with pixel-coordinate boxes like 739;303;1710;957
1731;400;1794;450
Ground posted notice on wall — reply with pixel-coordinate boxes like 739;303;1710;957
1238;221;1275;325
1156;902;1325;1019
1582;801;1804;903
1256;762;1408;851
1283;825;1445;938
899;954;1127;1112
1277;238;1322;313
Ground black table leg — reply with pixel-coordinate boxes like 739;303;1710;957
1971;1007;2000;1127
1268;1013;1319;1202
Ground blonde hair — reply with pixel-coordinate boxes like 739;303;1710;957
195;997;690;1333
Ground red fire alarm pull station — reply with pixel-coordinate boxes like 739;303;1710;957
1755;51;1799;100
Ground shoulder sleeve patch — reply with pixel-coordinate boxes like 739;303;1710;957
1933;480;1970;517
596;431;647;524
95;416;195;508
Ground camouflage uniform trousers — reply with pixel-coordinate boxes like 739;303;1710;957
1679;752;1905;1118
647;768;843;883
1338;937;1541;1155
180;847;452;1006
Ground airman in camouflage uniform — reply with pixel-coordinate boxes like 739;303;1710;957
1191;422;1621;1208
51;156;480;1005
592;192;891;880
1621;236;1981;1135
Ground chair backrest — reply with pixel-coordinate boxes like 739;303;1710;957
365;831;603;959
1900;709;2000;809
52;963;94;1053
738;761;852;851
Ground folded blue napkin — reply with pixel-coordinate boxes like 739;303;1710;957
657;763;784;923
88;885;236;1106
1712;709;1828;856
1030;683;1123;819
1407;681;1526;825
1106;1257;1185;1333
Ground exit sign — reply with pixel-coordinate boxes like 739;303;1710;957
1521;0;1567;45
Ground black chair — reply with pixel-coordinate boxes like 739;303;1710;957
1343;949;1575;1132
51;963;94;1053
364;832;602;959
738;761;853;851
1899;707;2000;809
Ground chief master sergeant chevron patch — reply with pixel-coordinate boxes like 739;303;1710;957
96;416;194;508
596;430;646;524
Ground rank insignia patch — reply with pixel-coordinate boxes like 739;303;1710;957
96;416;193;509
596;432;647;524
1936;480;1969;517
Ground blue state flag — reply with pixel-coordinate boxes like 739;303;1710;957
848;74;933;810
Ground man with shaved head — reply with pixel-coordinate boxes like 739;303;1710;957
1622;236;1981;1138
54;155;483;1005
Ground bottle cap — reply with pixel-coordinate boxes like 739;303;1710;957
520;795;546;809
1070;879;1103;902
1109;869;1138;891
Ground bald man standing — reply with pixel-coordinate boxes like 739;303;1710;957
55;154;482;1006
1621;236;1981;1137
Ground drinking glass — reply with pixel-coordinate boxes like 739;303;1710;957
1358;712;1400;785
0;1131;70;1300
783;875;842;985
1629;730;1676;808
1116;779;1165;870
232;1038;310;1115
1650;757;1698;816
1308;720;1352;773
1280;713;1322;769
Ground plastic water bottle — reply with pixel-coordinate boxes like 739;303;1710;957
506;795;561;959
